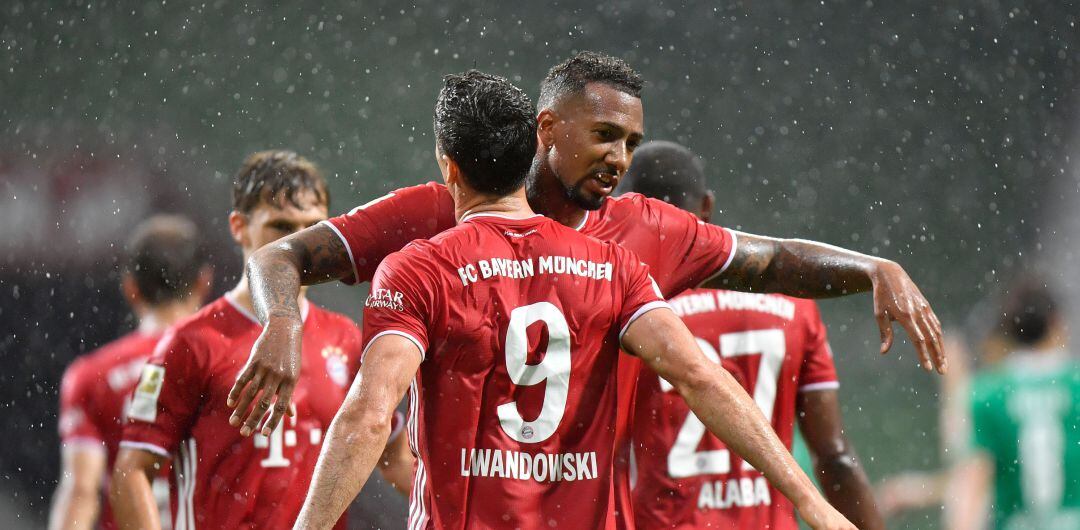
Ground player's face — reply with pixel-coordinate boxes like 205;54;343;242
542;83;644;210
230;191;329;256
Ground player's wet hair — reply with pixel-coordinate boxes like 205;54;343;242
999;277;1059;346
232;150;330;213
434;70;537;196
618;141;707;211
537;51;644;110
125;215;205;305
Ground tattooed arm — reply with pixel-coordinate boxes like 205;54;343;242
705;233;946;373
228;224;354;436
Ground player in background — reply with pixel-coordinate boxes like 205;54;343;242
109;151;410;530
949;278;1080;530
230;51;945;448
619;141;884;529
50;215;210;530
294;69;853;530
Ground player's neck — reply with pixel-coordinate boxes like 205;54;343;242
228;276;307;321
137;300;198;334
524;166;588;229
454;186;535;223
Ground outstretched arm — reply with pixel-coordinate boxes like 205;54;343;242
622;308;854;530
109;448;168;530
707;233;946;374
294;335;421;530
798;389;885;530
49;445;106;530
228;224;354;436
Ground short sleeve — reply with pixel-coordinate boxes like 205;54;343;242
613;245;669;339
120;330;207;458
360;249;437;363
797;302;840;392
635;195;737;297
321;183;456;285
58;361;105;448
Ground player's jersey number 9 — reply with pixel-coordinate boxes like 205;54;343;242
498;302;572;444
663;329;786;478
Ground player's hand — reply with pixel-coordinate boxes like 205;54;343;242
227;316;302;436
798;499;859;530
870;260;946;374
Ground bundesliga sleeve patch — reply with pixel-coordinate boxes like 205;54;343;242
128;364;165;423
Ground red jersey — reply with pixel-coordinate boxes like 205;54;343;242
120;295;362;530
59;330;162;529
632;289;839;530
324;182;737;527
361;212;668;530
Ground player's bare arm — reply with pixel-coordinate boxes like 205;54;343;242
228;223;351;435
109;448;168;530
294;335;420;530
48;446;106;530
622;307;855;530
798;389;885;530
708;232;946;374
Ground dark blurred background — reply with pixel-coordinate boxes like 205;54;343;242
1;1;1077;528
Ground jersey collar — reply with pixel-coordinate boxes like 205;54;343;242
460;212;544;224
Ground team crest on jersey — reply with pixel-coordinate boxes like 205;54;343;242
322;346;349;387
365;288;404;311
129;365;165;423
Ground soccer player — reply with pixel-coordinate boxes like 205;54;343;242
950;278;1080;530
294;69;853;530
619;141;884;529
109;151;407;529
50;215;210;530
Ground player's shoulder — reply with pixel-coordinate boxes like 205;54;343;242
158;297;240;350
67;331;157;377
347;181;450;214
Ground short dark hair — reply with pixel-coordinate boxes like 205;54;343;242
538;51;644;110
434;70;537;196
999;278;1059;346
125;215;205;305
232;150;329;213
618;141;707;211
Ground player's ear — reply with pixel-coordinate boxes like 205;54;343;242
192;265;214;303
121;273;143;307
228;210;248;247
699;190;715;224
444;155;464;191
536;109;557;150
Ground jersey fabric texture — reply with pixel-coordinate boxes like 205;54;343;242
361;213;667;530
325;182;737;528
60;330;163;529
969;350;1080;530
120;295;362;530
632;288;839;530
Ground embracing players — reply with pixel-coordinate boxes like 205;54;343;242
229;52;945;524
294;69;853;530
108;151;409;529
620;141;885;529
51;215;210;530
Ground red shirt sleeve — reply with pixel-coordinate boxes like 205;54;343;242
639;195;737;296
797;301;840;391
360;247;438;362
612;244;669;338
58;360;105;447
120;330;208;457
321;182;456;285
